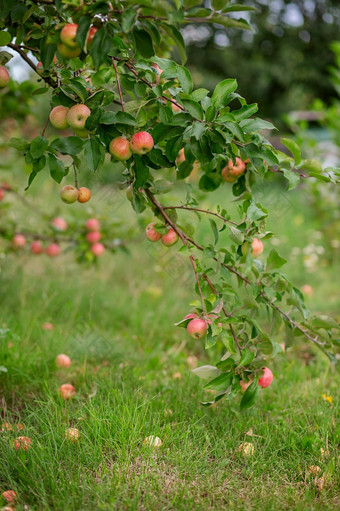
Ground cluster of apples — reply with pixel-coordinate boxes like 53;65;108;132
49;103;91;137
58;22;97;59
109;131;154;160
0;66;10;88
12;234;61;257
85;218;105;257
145;222;178;247
60;184;91;204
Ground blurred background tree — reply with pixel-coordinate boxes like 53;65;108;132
184;0;340;128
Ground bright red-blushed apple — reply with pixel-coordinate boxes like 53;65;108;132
0;66;10;88
45;243;61;257
1;490;17;503
85;218;100;231
12;234;26;248
59;383;76;399
14;436;32;451
57;42;81;59
56;354;71;368
145;222;162;242
77;187;91;203
109;137;132;161
258;367;273;388
184;313;198;320
91;242;105;257
161;229;178;247
0;188;4;200
187;318;207;339
42;322;54;330
240;380;251;392
65;427;79;442
221;166;238;183
176;148;185;165
86;231;101;244
251;238;264;258
30;240;43;255
60;23;79;48
226;157;246;177
49;105;69;130
87;27;97;47
302;284;314;296
66;104;91;130
60;184;78;204
51;217;68;231
130;132;154;155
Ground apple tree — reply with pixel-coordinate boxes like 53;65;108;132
0;0;339;409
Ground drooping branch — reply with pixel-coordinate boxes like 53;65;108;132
7;43;57;89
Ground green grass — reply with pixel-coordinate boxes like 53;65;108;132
0;170;339;510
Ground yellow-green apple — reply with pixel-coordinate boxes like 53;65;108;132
221;166;238;183
56;354;71;368
258;367;273;388
0;66;10;87
66;104;91;130
14;436;32;450
60;184;78;204
45;243;61;257
77;187;91;203
57;42;81;59
51;217;68;231
12;234;26;248
161;228;178;246
86;231;101;243
91;242;105;257
145;222;162;242
60;23;79;48
49;105;69;130
130;131;154;155
187;318;207;339
59;383;76;399
30;240;43;254
85;218;100;231
109;137;132;161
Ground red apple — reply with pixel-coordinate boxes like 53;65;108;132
91;242;105;257
86;231;101;244
51;217;68;231
30;240;43;254
45;243;61;257
14;436;32;451
66;104;90;130
109;137;132;161
60;185;78;204
0;189;4;200
85;218;100;231
145;222;162;242
1;490;17;503
77;187;91;203
251;238;264;258
0;66;10;88
59;383;76;399
49;105;69;130
130;131;154;155
258;367;273;388
161;229;178;247
56;354;71;368
12;234;26;248
187;318;207;339
60;23;79;49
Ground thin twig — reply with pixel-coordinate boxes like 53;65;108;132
41;112;50;137
163;205;238;226
112;58;125;111
189;254;206;316
7;43;57;88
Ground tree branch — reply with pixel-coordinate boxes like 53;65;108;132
7;43;57;88
112;57;125;111
163;205;238;226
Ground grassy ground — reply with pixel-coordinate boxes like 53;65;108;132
0;168;339;510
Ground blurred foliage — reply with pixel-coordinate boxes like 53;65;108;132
185;0;340;127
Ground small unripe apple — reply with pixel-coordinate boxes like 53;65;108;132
226;157;246;177
85;218;100;231
187;318;207;339
60;23;79;49
51;217;68;231
45;243;61;257
2;490;17;503
65;427;79;442
42;322;54;330
251;238;264;258
66;104;91;130
56;354;71;368
86;231;101;243
258;367;273;388
0;66;10;88
161;229;178;247
109;137;132;161
12;234;26;248
130;131;154;155
176;148;185;165
91;242;105;257
87;27;97;47
49;105;69;130
14;436;32;451
30;240;43;254
77;187;91;203
143;435;163;448
59;383;76;399
60;185;78;204
145;222;162;242
57;42;81;59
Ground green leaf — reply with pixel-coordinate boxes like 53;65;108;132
240;118;276;132
283;169;300;190
247;203;268;221
180;99;204;120
240;381;259;410
76;15;91;49
0;31;11;46
9;138;29;151
229;226;244;245
266;249;287;270
133;155;149;187
84;137;104;172
237;349;255;367
232;103;258;121
192;365;221;380
89;28;111;68
209;219;219;245
211;79;238;109
177;65;193;94
30;136;48;159
50;137;83;156
204;372;233;392
48;154;65;183
122;8;137;32
133;27;154;58
281;137;301;165
161;24;186;64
